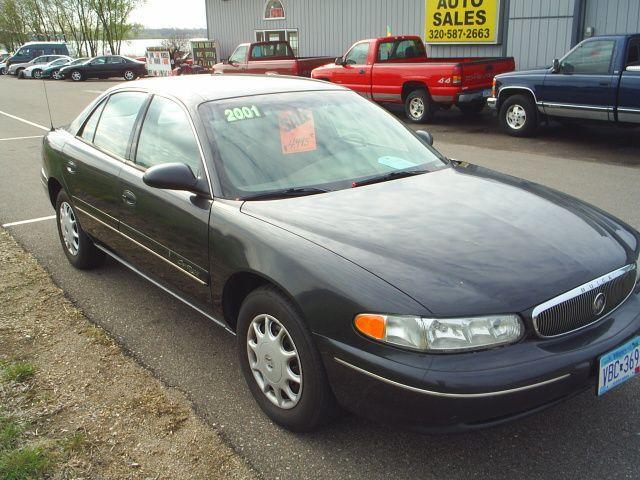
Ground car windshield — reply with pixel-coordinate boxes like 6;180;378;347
70;58;89;65
199;91;447;199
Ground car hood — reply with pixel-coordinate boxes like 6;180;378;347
241;165;636;316
496;68;548;79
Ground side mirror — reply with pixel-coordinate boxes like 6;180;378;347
552;58;560;73
143;163;209;196
415;130;433;146
335;56;344;66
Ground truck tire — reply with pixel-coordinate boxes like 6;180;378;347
405;89;434;124
499;94;538;137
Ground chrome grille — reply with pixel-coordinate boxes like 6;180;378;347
532;264;637;338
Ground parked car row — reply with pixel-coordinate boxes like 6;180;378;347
1;41;147;81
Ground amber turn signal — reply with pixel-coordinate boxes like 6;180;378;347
354;314;386;340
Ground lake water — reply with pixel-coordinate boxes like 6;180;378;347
80;38;207;57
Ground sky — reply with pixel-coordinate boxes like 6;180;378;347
130;0;207;29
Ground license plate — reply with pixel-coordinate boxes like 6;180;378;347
483;89;492;98
598;336;640;396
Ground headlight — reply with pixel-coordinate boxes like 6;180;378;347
354;313;523;353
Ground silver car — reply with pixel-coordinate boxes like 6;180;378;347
0;61;7;75
9;55;66;77
22;56;72;79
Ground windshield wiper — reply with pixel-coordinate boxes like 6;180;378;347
241;187;329;201
351;169;429;188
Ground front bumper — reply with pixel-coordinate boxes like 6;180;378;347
487;96;498;110
317;291;640;432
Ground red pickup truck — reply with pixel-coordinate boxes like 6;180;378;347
213;41;334;78
311;36;515;123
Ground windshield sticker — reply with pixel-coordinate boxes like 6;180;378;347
278;109;317;155
225;105;262;123
378;156;417;169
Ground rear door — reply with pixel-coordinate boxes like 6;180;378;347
61;92;149;248
541;38;617;121
618;38;640;124
117;95;212;305
330;41;372;97
106;56;126;77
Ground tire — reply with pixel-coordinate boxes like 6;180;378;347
55;190;104;270
16;69;24;79
32;69;42;79
123;69;136;81
458;102;485;115
0;67;6;75
70;70;83;82
51;69;61;80
404;89;435;124
499;94;538;137
237;286;338;432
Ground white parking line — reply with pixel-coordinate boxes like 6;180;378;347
0;135;44;142
2;215;56;228
0;110;50;132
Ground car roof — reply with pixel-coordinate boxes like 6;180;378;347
107;74;346;105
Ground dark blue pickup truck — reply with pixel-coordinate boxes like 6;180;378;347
488;34;640;136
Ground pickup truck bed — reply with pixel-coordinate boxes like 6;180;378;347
213;41;334;78
311;36;515;123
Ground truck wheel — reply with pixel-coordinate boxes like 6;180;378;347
237;286;339;432
458;102;485;116
405;89;434;124
55;190;105;270
499;94;538;137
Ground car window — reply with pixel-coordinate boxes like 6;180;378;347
229;45;248;63
32;56;47;64
107;56;125;64
345;43;369;65
135;96;202;175
51;58;67;66
93;92;148;158
17;47;30;56
627;41;640;67
80;100;107;143
251;43;290;58
378;39;426;61
562;40;615;75
91;57;107;65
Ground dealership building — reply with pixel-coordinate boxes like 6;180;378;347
205;0;640;69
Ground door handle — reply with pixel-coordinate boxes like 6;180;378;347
358;69;366;75
121;190;137;206
66;160;77;174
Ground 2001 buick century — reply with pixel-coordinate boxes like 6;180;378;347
41;75;640;432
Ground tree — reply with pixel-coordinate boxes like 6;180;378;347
161;31;189;61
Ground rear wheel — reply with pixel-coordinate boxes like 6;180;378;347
70;70;83;82
0;66;7;75
404;89;434;124
499;94;538;137
123;69;136;81
32;68;42;79
55;190;104;270
237;286;338;432
16;68;25;78
51;69;62;80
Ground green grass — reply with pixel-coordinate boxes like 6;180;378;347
61;431;86;454
0;446;51;480
2;362;36;383
0;415;23;451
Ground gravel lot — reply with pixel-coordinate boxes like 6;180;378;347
1;75;639;480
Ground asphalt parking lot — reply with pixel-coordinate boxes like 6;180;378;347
1;75;639;480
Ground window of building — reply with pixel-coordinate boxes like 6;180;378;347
561;40;615;75
255;30;299;55
264;0;285;20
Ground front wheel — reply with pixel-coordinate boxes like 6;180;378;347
70;70;83;82
55;190;104;270
123;69;136;81
404;89;434;124
499;94;538;137
0;66;7;75
32;69;42;79
237;286;338;432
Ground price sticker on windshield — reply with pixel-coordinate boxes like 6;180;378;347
278;109;317;155
224;105;262;122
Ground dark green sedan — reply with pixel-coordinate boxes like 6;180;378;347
41;76;640;432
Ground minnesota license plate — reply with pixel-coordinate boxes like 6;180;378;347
598;336;640;396
483;89;492;98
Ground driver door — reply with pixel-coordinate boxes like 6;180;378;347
223;45;248;73
541;38;617;121
331;41;372;98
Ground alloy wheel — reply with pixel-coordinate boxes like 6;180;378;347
409;97;425;120
71;71;81;81
247;314;303;410
506;104;527;130
33;69;42;79
52;70;61;80
59;202;79;256
124;70;135;80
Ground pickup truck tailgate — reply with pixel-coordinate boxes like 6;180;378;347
461;58;515;91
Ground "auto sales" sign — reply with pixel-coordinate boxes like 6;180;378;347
425;0;502;44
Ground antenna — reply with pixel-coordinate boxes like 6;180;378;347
42;78;54;131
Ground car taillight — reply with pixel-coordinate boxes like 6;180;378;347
452;66;462;86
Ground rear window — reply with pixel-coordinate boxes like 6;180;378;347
250;43;292;59
378;39;426;62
